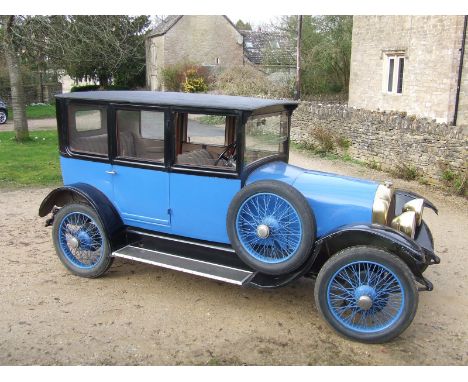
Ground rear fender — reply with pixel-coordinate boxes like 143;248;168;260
39;183;124;246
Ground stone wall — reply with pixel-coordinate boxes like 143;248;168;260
291;101;467;183
349;16;465;124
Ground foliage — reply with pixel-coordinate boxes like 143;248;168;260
0;130;61;187
214;65;292;98
274;15;353;95
312;127;335;153
70;84;100;92
441;168;467;197
160;65;185;91
235;19;252;31
197;115;226;125
391;163;420;181
7;103;56;119
161;63;211;92
12;15;151;88
183;68;208;93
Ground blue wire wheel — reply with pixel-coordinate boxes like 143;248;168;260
235;192;303;264
58;211;104;269
326;261;405;333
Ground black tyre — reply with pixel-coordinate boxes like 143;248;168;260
227;180;315;275
314;246;418;343
52;203;113;278
0;110;7;124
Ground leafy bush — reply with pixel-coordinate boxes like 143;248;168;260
183;68;208;93
312;127;335;153
391;163;420;181
161;63;211;92
213;66;292;98
441;168;467;197
161;65;186;91
70;85;100;92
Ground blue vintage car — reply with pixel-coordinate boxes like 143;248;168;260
39;91;439;343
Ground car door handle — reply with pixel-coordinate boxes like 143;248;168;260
106;170;117;175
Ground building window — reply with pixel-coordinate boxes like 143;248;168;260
385;53;405;94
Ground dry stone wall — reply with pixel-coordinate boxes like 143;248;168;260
291;101;467;183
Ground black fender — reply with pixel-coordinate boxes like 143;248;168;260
39;183;124;246
394;189;438;215
311;223;432;287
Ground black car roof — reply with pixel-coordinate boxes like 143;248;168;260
56;91;299;112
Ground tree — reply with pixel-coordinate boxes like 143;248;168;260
235;19;252;31
0;16;29;141
17;15;151;88
273;15;353;96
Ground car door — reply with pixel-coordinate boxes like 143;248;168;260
168;112;241;244
111;108;171;231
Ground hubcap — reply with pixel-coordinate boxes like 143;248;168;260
357;295;373;310
256;224;270;238
68;236;79;250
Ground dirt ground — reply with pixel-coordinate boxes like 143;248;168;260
2;118;57;131
0;149;467;365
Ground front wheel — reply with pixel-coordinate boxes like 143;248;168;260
314;246;418;343
52;203;113;278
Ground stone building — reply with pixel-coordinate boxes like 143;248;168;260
145;15;294;91
348;16;468;126
146;16;244;90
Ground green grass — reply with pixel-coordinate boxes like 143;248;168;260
7;104;56;120
0;130;62;187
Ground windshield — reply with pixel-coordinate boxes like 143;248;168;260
244;111;289;165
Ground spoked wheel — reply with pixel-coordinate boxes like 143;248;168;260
52;203;113;278
315;246;418;343
227;180;315;275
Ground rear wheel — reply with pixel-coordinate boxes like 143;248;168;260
52;203;113;278
314;246;418;343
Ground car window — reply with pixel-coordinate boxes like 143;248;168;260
244;112;288;165
186;114;226;146
175;113;237;171
116;109;165;163
68;104;108;156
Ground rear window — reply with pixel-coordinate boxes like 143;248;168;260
68;104;108;156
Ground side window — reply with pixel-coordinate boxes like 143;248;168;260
175;113;236;170
69;104;108;155
116;109;165;163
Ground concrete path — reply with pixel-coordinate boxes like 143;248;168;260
1;118;56;132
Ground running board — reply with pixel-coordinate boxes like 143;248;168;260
112;245;255;285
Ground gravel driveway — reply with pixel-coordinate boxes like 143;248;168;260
0;150;466;365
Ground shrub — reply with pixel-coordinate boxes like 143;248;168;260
213;66;292;98
161;65;185;91
312;127;335;153
183;68;208;93
391;163;420;181
441;168;467;197
161;63;211;92
70;85;100;92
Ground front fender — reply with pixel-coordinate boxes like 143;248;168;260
312;223;435;289
39;183;124;244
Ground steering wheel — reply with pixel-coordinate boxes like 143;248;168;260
214;142;237;166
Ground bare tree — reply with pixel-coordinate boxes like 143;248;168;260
1;16;29;141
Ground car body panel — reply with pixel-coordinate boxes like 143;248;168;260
60;157;114;202
112;164;171;228
169;172;241;243
246;161;378;238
